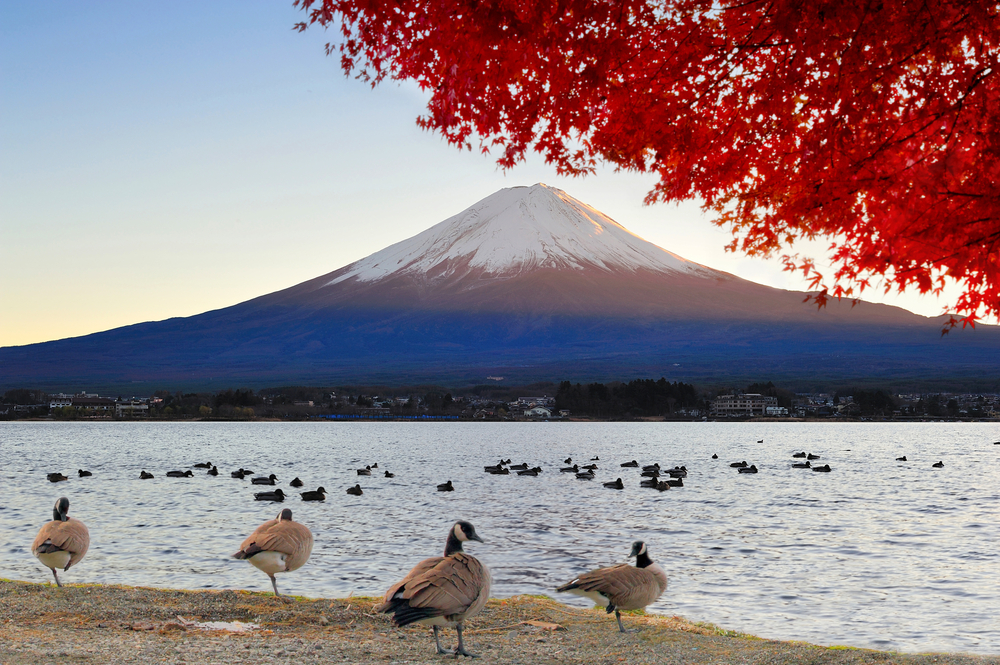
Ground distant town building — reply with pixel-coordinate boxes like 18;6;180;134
116;400;149;417
525;406;552;418
711;394;778;417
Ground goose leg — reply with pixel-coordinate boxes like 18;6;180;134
50;568;62;587
615;609;636;633
454;623;479;658
269;574;292;603
432;625;449;655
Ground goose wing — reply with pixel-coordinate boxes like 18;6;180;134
557;563;663;610
378;553;491;620
235;518;313;569
32;518;90;568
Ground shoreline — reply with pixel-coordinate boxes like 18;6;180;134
0;580;995;664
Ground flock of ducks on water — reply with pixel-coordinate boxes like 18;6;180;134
30;497;666;657
31;445;961;656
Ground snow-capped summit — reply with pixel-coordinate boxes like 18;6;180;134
325;184;711;287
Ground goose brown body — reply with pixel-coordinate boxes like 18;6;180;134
32;497;89;587
233;508;312;600
377;521;490;657
556;541;667;633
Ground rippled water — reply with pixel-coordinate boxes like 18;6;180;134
1;421;998;654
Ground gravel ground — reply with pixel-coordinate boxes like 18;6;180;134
0;580;996;665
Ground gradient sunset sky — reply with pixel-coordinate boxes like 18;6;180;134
0;1;963;348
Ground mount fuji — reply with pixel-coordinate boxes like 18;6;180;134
3;184;999;392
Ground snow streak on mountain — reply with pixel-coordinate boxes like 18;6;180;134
326;184;714;286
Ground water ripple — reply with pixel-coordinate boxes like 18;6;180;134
1;420;998;655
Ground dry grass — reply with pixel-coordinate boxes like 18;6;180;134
0;580;995;665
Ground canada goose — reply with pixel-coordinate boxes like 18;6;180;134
516;468;539;476
603;478;624;490
812;464;832;472
139;470;154;479
555;541;667;633
564;457;572;464
231;469;246;479
300;487;326;501
932;461;945;468
207;466;219;476
346;484;363;496
792;461;811;468
166;470;194;478
357;466;372;476
437;480;454;492
510;463;529;470
193;462;212;469
254;489;286;501
77;469;92;477
252;474;278;485
896;456;907;461
738;465;758;474
289;477;304;488
377;521;490;657
32;497;89;587
232;507;312;601
560;464;579;473
384;470;395;478
807;453;821;460
575;470;595;480
730;461;748;468
620;460;639;467
582;463;598;470
47;473;68;483
792;452;807;458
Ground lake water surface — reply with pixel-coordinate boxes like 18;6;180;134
1;421;998;655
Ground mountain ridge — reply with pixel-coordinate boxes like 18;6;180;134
2;184;997;393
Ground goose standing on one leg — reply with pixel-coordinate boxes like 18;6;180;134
32;497;90;587
555;540;667;633
377;521;490;658
232;508;312;602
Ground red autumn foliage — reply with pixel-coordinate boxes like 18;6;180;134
294;0;1000;326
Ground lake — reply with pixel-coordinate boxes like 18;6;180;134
1;421;997;654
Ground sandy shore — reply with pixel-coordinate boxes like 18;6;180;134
0;579;995;665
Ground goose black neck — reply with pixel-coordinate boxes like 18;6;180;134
444;532;465;556
635;550;653;568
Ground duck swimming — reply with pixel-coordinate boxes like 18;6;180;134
251;474;277;485
254;488;286;502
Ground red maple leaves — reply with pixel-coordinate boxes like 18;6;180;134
295;0;1000;325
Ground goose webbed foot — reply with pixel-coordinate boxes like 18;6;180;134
452;624;480;658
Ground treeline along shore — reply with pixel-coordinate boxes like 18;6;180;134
1;580;995;665
4;378;999;422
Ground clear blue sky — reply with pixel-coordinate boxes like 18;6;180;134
0;1;960;347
